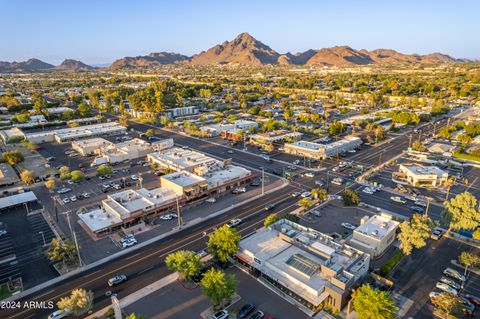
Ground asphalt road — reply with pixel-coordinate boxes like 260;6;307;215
0;112;458;319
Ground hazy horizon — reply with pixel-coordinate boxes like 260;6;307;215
1;0;479;65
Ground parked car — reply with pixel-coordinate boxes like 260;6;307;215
250;181;260;187
108;274;128;286
238;303;255;318
444;267;466;282
122;238;137;249
460;293;480;306
0;229;8;237
227;219;242;228
57;188;71;194
331;177;343;185
431;228;445;240
211;309;229;319
62;198;70;204
436;282;458;295
70;195;77;202
439;276;462;290
341;222;356;230
131;175;139;181
304;172;314;178
232;187;246;194
249;311;265;319
206;197;217;203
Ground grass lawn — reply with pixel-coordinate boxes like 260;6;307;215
380;250;404;277
0;283;22;300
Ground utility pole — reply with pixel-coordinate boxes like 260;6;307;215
176;196;182;228
261;168;265;195
326;171;330;193
425;197;432;216
53;196;58;222
65;210;82;267
408;134;413;148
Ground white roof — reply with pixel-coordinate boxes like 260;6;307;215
0;191;37;210
161;171;207;188
355;215;399;240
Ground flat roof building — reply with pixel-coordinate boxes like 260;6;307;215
161;171;209;199
72;138;114;156
348;214;399;257
147;147;222;173
237;219;370;314
0;164;20;187
398;163;448;188
250;130;303;144
284;136;362;160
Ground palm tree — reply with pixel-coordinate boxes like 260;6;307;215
443;177;455;201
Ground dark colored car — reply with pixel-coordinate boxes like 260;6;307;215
264;204;275;211
411;206;424;213
460;293;480;306
238;303;255;318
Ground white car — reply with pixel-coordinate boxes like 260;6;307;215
131;175;139;181
67;180;74;185
390;196;406;204
48;309;70;319
293;160;300;165
362;188;375;195
70;196;77;202
227;150;234;154
57;188;71;194
301;191;311;198
62;198;70;204
227;218;242;228
159;215;173;221
211;309;229;319
436;282;458;295
206;197;216;203
83;192;90;198
348;149;357;153
341;222;357;230
122;238;137;249
304;172;314;178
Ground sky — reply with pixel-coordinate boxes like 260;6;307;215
1;0;479;65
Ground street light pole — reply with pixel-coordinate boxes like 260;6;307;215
65;210;82;267
261;168;265;195
176;196;182;228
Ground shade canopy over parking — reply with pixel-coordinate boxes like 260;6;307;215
0;191;37;211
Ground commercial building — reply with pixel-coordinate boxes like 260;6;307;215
348;214;399;257
200;120;258;138
0;163;20;186
249;130;302;145
160;171;209;199
284;136;362;160
164;106;199;118
236;219;370;314
97;138;152;164
397;164;448;187
0;127;25;143
78;187;179;237
44;107;74;115
54;122;127;142
25;122;127;143
147;147;221;173
72;138;114;156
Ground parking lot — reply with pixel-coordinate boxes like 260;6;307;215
392;237;480;318
125;266;308;319
0;204;58;289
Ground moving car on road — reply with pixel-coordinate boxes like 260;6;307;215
108;274;128;286
227;218;242;228
390;196;406;204
48;309;70;319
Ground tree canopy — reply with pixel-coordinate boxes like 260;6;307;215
200;268;237;307
165;250;203;280
207;225;240;263
442;191;480;231
352;284;397;319
398;214;437;255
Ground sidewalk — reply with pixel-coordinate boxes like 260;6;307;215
86;272;179;319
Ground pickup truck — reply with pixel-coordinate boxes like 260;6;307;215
390;196;406;204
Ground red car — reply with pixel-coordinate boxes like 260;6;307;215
264;316;275;319
460;292;480;306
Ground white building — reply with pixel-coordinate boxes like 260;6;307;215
237;219;370;313
284;136;362;159
200;120;258;137
147;147;221;173
398;164;448;188
165;106;199;118
72;138;114;156
348;214;399;257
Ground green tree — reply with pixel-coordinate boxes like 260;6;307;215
430;292;462;318
33;95;47;114
77;102;92;117
342;189;360;206
328;120;346;136
59;166;71;180
352;284;397;319
57;288;93;316
397;214;437;255
145;129;155;138
311;188;328;201
411;140;426;152
96;164;113;176
458;251;480;276
200;268;237;308
207;225;240;264
46;238;78;265
165;250;204;280
2;150;24;165
441;192;480;231
298;198;313;210
70;170;85;182
44;178;56;190
473;228;480;241
20;170;35;185
124;314;146;319
264;213;279;228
